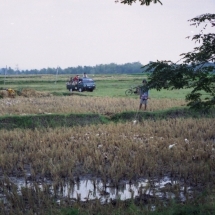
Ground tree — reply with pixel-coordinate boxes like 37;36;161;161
143;13;215;110
115;0;162;6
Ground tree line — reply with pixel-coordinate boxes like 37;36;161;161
0;62;143;75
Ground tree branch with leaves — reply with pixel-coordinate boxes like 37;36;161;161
143;13;215;110
115;0;162;6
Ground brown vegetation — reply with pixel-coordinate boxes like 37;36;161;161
20;88;52;98
0;96;186;115
0;118;214;186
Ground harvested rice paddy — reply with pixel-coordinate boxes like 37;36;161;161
0;74;215;215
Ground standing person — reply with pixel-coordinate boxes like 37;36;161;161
83;72;88;78
139;79;149;111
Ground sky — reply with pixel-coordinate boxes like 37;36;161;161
0;0;215;70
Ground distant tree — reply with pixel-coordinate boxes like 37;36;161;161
115;0;162;6
17;62;142;75
144;13;215;110
7;67;15;75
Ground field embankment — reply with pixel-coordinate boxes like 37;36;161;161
0;107;214;130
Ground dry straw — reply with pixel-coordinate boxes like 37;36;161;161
0;96;186;115
0;118;214;186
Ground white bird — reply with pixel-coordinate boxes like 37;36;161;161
133;120;137;124
185;138;189;144
169;143;177;149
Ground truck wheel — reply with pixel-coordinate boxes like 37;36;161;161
69;89;73;92
78;88;83;92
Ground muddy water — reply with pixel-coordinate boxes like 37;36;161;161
1;176;192;203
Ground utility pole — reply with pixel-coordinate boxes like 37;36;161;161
55;66;59;84
4;66;7;86
15;64;19;76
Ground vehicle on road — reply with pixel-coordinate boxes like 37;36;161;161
66;78;96;92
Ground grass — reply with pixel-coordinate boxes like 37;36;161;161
0;96;187;116
0;107;214;130
59;204;215;215
0;74;192;99
0;113;107;129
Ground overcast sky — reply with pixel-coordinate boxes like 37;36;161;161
0;0;214;70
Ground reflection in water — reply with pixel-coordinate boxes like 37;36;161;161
1;176;192;203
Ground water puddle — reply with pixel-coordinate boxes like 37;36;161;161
0;176;193;204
